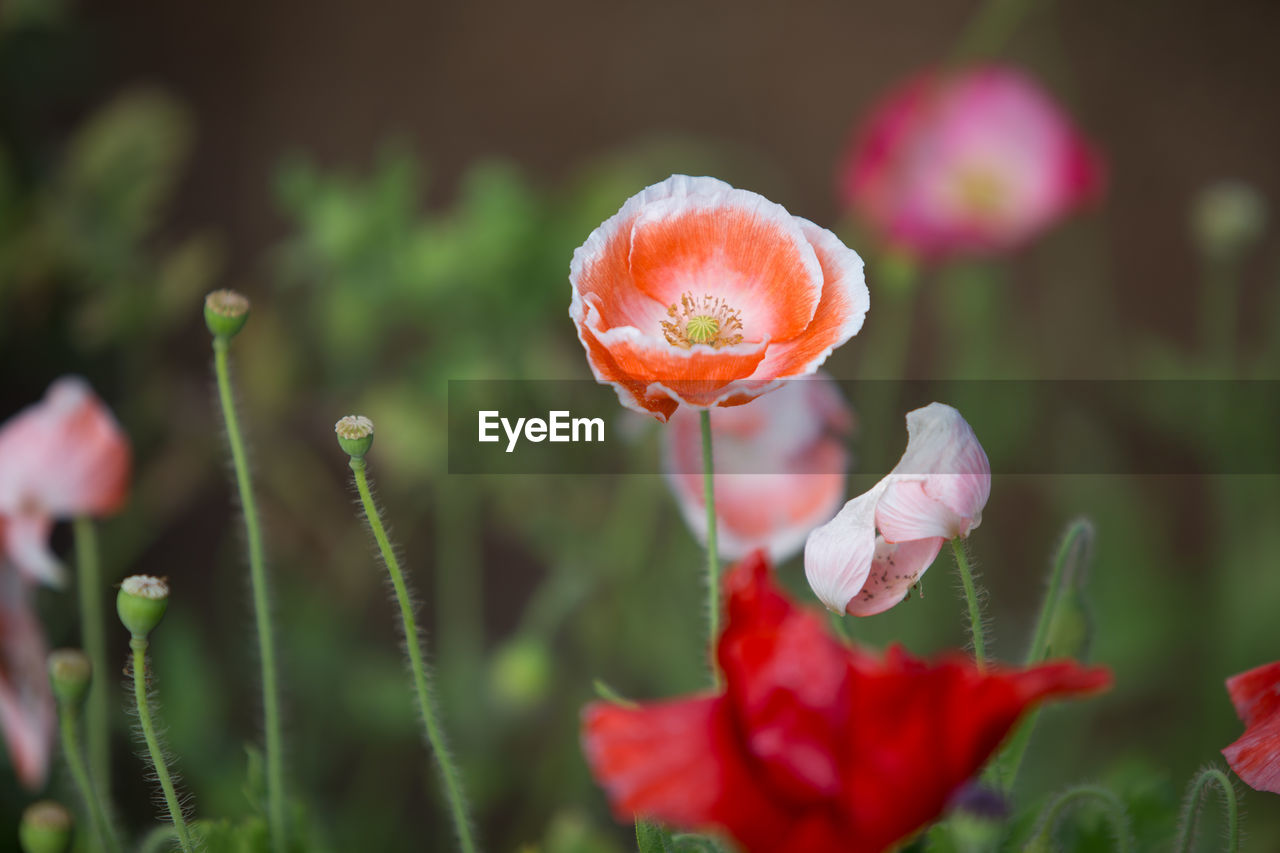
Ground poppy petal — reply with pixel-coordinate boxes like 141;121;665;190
748;219;869;380
1222;661;1280;793
582;696;795;850
845;536;944;617
804;481;889;613
0;515;63;588
0;572;54;790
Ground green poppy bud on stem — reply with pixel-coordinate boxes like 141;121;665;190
335;415;375;459
117;576;170;638
1192;181;1267;259
47;650;91;706
204;289;250;340
19;801;72;853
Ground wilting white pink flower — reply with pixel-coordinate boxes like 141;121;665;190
0;377;131;587
804;403;990;615
840;66;1103;258
664;376;853;562
0;567;53;790
570;175;869;421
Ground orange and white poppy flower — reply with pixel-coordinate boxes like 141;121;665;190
570;175;869;421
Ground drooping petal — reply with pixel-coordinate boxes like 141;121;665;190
0;572;54;790
582;695;796;851
662;376;852;561
0;377;131;520
0;515;63;588
876;403;990;543
1222;661;1280;793
804;482;889;613
845;536;944;617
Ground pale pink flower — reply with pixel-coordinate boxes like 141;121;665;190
570;175;868;421
804;403;990;615
0;378;131;587
840;66;1103;258
0;567;54;790
663;376;853;562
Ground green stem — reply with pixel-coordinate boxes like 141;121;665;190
73;517;110;800
999;519;1094;790
212;336;287;852
700;409;721;687
57;701;121;853
130;638;196;853
1026;785;1131;853
952;0;1040;63
1201;254;1241;374
951;539;986;668
349;458;477;853
1174;768;1239;853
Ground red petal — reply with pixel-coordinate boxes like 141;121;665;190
1222;661;1280;793
582;696;796;850
841;649;1111;850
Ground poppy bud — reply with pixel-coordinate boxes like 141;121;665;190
335;415;375;459
47;649;91;706
18;801;72;853
489;637;552;712
204;289;250;340
117;575;169;638
1192;181;1267;259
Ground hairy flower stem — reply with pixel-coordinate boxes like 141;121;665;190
58;700;121;853
129;638;196;853
1174;768;1239;853
700;409;721;687
348;457;477;853
73;517;110;798
212;335;287;852
950;539;986;668
1026;785;1131;853
1000;520;1094;790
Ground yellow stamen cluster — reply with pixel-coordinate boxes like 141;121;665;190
955;169;1007;216
662;293;744;349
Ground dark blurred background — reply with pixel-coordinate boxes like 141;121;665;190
2;0;1279;850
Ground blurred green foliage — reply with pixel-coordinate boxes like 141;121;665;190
2;3;1280;853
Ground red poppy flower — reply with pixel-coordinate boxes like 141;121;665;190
0;568;53;790
570;175;868;421
1222;660;1280;794
582;552;1111;852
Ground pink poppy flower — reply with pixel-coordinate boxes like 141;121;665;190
570;175;868;421
840;66;1104;258
805;403;989;615
663;375;853;562
0;378;131;587
1222;660;1280;794
0;568;54;790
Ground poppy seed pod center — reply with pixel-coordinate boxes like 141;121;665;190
662;293;745;349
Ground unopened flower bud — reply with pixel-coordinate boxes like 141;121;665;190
489;637;553;712
204;289;251;339
335;415;375;459
18;801;72;853
117;575;170;638
1192;181;1268;258
47;649;91;706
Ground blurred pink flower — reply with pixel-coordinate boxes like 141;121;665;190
0;377;131;587
663;376;853;563
804;403;990;615
1222;660;1280;794
840;66;1104;258
0;568;53;790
